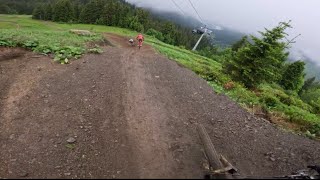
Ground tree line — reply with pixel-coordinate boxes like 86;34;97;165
29;0;210;49
0;0;52;14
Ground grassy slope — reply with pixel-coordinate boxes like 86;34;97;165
1;15;319;138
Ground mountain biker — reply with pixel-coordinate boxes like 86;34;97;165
136;33;144;49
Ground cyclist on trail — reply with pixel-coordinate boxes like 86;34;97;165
136;33;144;49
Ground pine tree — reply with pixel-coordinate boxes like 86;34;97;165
52;0;74;22
32;4;45;20
231;36;248;52
162;22;177;45
224;21;292;88
44;4;53;20
73;3;83;22
116;2;129;27
79;0;104;24
99;0;114;25
127;16;144;32
280;61;305;92
299;77;320;96
0;4;11;14
135;8;150;30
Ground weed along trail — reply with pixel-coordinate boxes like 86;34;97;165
1;34;320;178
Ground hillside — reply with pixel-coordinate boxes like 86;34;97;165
151;9;319;79
288;51;320;81
149;8;245;47
1;15;320;178
305;59;320;80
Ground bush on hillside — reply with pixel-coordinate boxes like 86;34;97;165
280;61;305;92
258;83;313;112
146;28;164;41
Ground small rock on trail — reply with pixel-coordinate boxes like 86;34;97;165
67;137;76;144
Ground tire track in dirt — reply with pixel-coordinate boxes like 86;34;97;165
122;48;181;178
106;34;204;178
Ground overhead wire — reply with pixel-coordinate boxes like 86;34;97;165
187;0;205;25
171;0;187;16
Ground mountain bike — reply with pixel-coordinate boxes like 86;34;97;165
138;39;143;50
196;123;320;179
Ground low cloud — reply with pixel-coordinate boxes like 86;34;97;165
127;0;320;66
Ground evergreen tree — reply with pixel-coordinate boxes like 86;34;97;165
162;22;177;45
146;28;164;41
0;4;11;14
300;88;320;113
127;16;144;32
73;3;83;22
79;0;104;24
44;3;52;20
231;36;248;52
52;0;74;22
32;4;45;20
280;61;305;92
224;21;292;88
116;2;129;27
135;8;150;30
100;0;117;26
299;77;320;95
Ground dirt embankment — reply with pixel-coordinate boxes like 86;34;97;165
0;35;320;179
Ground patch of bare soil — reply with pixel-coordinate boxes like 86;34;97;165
0;34;320;179
0;47;27;62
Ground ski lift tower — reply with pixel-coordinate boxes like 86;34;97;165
192;26;212;51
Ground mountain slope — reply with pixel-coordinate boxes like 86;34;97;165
289;51;320;80
148;8;245;47
305;60;320;80
2;30;320;178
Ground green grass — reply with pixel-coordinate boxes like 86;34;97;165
1;15;319;138
257;84;320;135
0;15;109;63
65;144;76;150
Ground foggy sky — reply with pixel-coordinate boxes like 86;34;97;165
127;0;320;65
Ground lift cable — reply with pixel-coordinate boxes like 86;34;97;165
187;0;205;25
171;0;187;16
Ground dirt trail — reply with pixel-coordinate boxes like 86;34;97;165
1;34;320;179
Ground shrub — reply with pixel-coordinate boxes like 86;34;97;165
275;104;320;133
146;28;164;41
260;94;280;108
226;85;260;105
280;61;305;92
223;81;235;90
258;83;312;112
